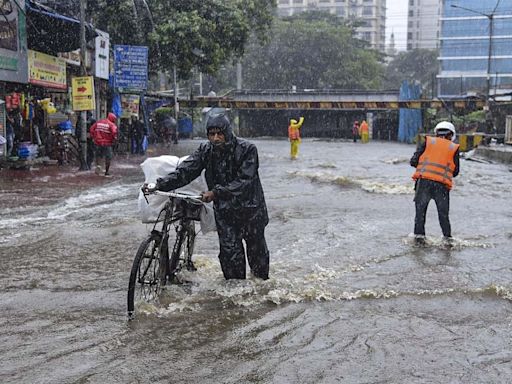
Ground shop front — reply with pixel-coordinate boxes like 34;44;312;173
1;2;108;167
0;0;28;159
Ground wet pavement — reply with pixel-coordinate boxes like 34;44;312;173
1;139;511;383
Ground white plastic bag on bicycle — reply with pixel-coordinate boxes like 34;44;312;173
138;155;216;233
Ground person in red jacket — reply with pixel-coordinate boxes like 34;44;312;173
90;112;118;176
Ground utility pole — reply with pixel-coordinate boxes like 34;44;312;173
173;65;178;121
78;0;89;170
236;60;242;90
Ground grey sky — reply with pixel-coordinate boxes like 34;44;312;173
386;0;408;51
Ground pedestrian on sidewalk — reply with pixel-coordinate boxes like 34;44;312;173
162;115;178;145
130;116;142;155
410;121;460;244
288;116;304;160
135;117;149;155
90;112;118;176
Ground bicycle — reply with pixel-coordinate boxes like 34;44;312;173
49;129;80;165
127;185;204;319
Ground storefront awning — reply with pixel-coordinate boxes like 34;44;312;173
26;1;98;55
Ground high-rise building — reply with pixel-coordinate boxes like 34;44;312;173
438;0;512;99
277;0;387;52
407;0;442;50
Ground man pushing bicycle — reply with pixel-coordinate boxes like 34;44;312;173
144;113;269;280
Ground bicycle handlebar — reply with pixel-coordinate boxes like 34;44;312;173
142;183;203;204
153;190;203;202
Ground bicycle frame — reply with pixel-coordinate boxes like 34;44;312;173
145;191;202;283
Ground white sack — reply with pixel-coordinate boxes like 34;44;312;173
138;155;216;233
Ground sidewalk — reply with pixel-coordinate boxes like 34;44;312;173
0;141;199;212
474;144;512;164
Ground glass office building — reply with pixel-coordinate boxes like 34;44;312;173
438;0;512;99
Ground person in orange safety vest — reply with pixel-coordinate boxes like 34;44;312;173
410;121;460;245
360;119;369;143
288;116;304;159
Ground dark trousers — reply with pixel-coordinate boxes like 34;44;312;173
215;215;269;280
414;179;451;237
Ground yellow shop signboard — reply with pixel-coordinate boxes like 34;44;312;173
28;50;66;89
72;76;95;111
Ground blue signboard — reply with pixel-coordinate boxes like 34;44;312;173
113;45;148;92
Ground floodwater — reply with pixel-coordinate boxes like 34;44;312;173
1;139;511;383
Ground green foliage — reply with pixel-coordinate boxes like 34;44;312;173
451;110;486;125
153;107;173;120
384;49;439;94
236;12;384;90
465;110;486;122
88;0;276;80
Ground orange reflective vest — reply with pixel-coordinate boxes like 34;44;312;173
288;117;304;141
412;136;459;190
288;125;300;140
360;121;369;134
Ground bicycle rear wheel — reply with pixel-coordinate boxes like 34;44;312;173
127;233;164;318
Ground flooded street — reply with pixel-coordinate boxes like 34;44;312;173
1;139;511;383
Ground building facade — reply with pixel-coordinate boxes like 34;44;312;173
277;0;387;52
438;0;512;99
407;0;442;50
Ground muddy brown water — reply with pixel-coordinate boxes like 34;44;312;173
1;139;511;383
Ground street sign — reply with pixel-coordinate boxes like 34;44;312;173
113;45;148;93
72;76;95;111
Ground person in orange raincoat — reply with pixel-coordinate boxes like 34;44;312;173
288;116;304;159
360;119;369;143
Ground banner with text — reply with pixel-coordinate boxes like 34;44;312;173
28;50;66;89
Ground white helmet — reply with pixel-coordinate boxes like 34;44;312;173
434;121;456;141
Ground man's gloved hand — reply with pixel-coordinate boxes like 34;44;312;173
201;191;215;203
142;182;157;194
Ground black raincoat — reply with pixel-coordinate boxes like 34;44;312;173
156;116;269;280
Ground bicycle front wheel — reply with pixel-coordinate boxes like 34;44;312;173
127;233;163;318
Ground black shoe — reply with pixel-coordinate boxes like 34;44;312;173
443;236;455;248
414;235;426;246
186;260;197;271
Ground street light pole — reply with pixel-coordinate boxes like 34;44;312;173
173;65;178;121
